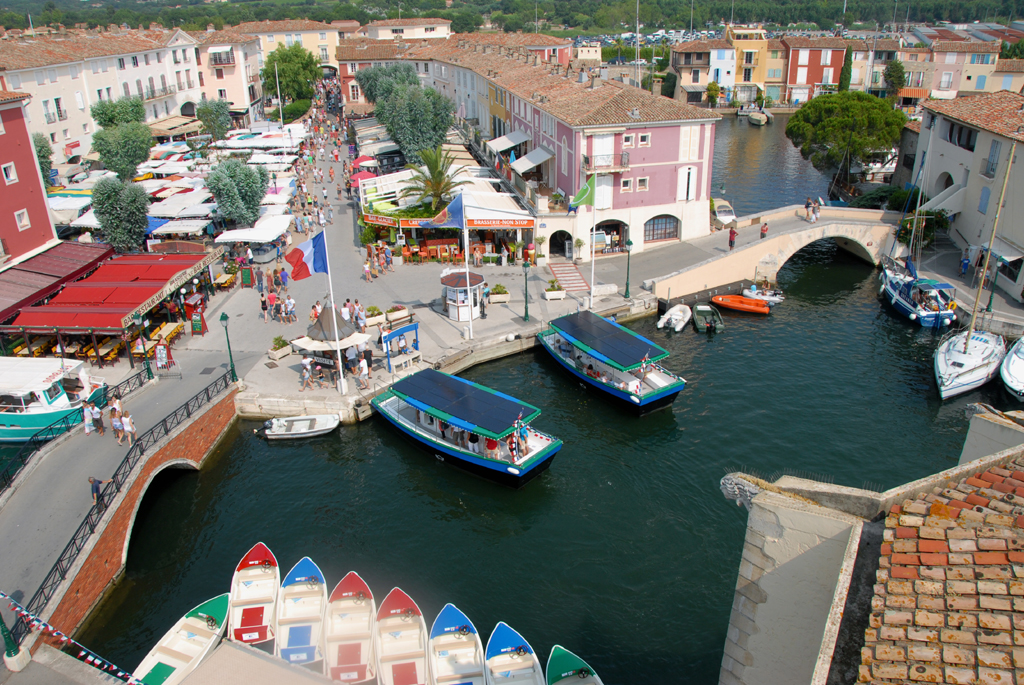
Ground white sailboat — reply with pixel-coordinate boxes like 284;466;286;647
1000;338;1024;401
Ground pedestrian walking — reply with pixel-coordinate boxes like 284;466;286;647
121;412;136;446
255;267;265;294
760;222;768;240
481;282;489;319
362;347;373;380
384;245;394;271
286;295;296;323
728;227;737;251
111;407;124;444
260;292;268;323
363;260;372;282
357;356;370;390
246;246;254;265
91;402;105;436
273;269;282;293
804;197;813;221
299;365;315;391
322;187;328;203
267;291;277;321
960;252;971;278
280;268;289;293
337;183;342;199
89;477;110;506
355;301;367;333
327;205;334;224
812;201;820;223
83;401;94;435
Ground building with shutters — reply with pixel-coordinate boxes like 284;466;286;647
188;28;263;126
364;18;451;41
234;20;341;78
781;36;848;103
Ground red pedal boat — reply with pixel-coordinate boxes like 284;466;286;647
711;295;772;315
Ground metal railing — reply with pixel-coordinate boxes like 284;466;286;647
0;368;151;496
210;54;235;66
57;110;67;121
44;112;56;124
185;79;194;89
10;370;232;645
143;85;177;100
582;152;629;172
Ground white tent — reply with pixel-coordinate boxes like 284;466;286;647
70;209;101;229
214;215;293;244
151;219;211;236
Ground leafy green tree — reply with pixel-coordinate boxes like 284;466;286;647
93;122;153;181
398;146;471;210
377;85;454;163
92;177;150;253
207;159;269;226
706;81;721;106
196;98;231;141
261;43;320;102
1002;40;1024;59
786;91;907;180
838;46;852;91
32;133;53;185
451;10;482;32
355;63;420;104
90;97;145;128
884;59;906;100
502;14;524;32
660;71;677;98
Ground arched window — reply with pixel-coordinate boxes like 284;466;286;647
644;215;680;242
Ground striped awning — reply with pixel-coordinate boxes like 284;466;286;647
899;87;929;99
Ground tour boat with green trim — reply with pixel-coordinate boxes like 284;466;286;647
370;368;562;487
545;645;603;685
228;542;279;646
133;593;228;685
0;358;107;442
538;311;686;415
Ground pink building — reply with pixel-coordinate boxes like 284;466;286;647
188;28;264;126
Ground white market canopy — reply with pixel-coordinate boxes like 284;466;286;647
48;196;92;225
152;219;211;236
0;358;84;396
214;215;293;244
291;333;370;351
510;147;554;174
176;203;217;218
486;130;530;153
70;209;101;229
260;190;293;205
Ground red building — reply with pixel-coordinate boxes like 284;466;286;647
0;90;58;264
781;37;849;103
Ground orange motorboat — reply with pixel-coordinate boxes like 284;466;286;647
711;295;772;315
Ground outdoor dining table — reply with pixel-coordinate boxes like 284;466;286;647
132;339;158;359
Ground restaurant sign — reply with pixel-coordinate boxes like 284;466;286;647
467;218;535;228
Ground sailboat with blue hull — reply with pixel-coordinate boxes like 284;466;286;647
879;255;957;329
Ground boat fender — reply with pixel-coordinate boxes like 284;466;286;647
630;395;641;404
879;283;886;295
909;314;917;321
506;467;520;475
943;318;952;326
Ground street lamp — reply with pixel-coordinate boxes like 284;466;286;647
522;260;531;322
624;238;634;298
220;312;238;382
132;312;153;380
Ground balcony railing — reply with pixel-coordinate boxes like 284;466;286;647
983;158;998;178
57;110;67;121
185;79;195;89
44;112;56;124
210;54;235;66
143;85;177;100
582;152;630;173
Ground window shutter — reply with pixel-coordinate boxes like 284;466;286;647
678;126;691;161
690;126;701;161
75;91;85;109
979;186;991;214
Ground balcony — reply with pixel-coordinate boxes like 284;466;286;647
210;53;235;66
583;152;629;173
185;79;195;89
44;112;56;124
143;85;177;101
248;74;259;84
320;56;331;64
57;110;67;121
983;158;999;178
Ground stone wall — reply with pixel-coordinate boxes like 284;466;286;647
34;389;238;645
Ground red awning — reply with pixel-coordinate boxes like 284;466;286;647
0;242;114;323
899;87;929;99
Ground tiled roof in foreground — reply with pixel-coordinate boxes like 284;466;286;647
862;458;1024;683
925;91;1024;143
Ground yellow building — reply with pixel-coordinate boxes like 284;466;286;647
990;58;1024;93
725;24;767;102
764;39;787;103
235;20;341;78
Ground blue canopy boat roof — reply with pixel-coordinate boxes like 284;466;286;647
282;556;325;587
389;368;541;440
430;603;478;639
548;311;669;372
485;621;535;660
917;279;955;291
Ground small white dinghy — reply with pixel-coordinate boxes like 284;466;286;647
656;304;692;332
228;542;280;645
743;285;785;304
1001;338;1024;401
324;572;378;683
429;604;485;685
133;594;228;685
935;330;1006;400
257;413;341;440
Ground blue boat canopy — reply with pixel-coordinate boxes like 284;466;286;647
389;368;541;439
917;280;955;291
549;311;668;371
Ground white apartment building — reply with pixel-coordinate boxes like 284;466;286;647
234;20;340;77
364;18;451;41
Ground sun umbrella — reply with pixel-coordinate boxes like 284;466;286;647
350;170;377;182
306;307;358;343
352;155;374;166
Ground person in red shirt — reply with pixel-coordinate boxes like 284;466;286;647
267;291;277;322
484;437;499;460
728;227;738;251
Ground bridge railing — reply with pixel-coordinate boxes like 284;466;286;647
10;370;233;645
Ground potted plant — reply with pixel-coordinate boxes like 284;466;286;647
544;279;566;300
514;240;525;260
268;335;292;360
489;284;511;304
365;306;386;327
386;304;410;322
573;238;585;261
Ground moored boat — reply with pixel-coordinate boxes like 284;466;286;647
748;111;768;126
376;588;430;685
545;645;603;685
257;413;341;440
935;330;1006;400
711;295;772;315
538;311;686;416
879;256;957;329
692;304;724;333
276;556;328;668
228;542;280;645
484;622;544;685
132;593;228;685
743;285;785;304
324;572;378;683
1000;338;1024;401
0;358;107;442
656;304;692;332
429;604;485;685
371;368;562;487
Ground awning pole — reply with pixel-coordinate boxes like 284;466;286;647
90;329;101;369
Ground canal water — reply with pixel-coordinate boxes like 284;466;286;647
76;117;995;682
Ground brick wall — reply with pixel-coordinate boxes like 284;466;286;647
36;389;237;644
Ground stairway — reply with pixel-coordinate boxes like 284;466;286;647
548;261;590;292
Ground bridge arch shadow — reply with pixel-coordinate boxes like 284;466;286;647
119;458;200;571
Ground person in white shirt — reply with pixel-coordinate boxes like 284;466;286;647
357;357;369;389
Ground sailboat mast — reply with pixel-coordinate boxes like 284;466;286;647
964;139;1016;353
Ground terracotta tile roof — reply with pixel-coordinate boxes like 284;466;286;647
404;41;718;126
367;18;451;27
187;29;259;46
844;39;870;51
0;90;30;103
670;39;733;53
782;36;849;49
0;32;165;70
767;39;785;51
234;20;337;34
902;47;932;54
861;459;1024;684
997;59;1024;73
932;40;1000;53
336;38;429;61
331;20;361;30
455;32;571;47
924;90;1024;141
905;120;922;133
873;38;903;51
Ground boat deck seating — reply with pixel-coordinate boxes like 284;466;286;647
381;650;425;663
155;645;193;664
239;606;265;626
392;662;423;685
547;332;679;396
231;595;275;607
488;660;537;678
282;418;317;433
329;627;372;640
335;642;361;664
436;671;483;683
279;614;319;625
287;624;312;646
283;588;324;600
181;619;216;639
331;664;368;682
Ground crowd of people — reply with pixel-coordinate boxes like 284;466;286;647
82;393;136;447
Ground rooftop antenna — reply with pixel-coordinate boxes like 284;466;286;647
397;1;402;20
636;0;640;86
690;0;694;34
535;0;538;33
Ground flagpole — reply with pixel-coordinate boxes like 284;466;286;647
317;227;347;394
463;201;473;340
590;183;597;310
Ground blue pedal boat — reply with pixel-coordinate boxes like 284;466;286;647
537;311;686;415
371;368;562;487
275;556;328;668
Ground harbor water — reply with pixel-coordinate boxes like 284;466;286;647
75;116;995;682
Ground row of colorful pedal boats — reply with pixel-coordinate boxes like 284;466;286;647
656;285;785;333
132;542;604;685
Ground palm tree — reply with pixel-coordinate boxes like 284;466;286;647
399;146;470;210
614;37;624;62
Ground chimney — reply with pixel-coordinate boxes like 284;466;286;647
590;75;599;89
577;67;586;83
150;22;161;30
207;23;215;32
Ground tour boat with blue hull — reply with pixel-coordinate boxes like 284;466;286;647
538;311;686;415
879;255;958;329
0;358;107;442
371;368;562;488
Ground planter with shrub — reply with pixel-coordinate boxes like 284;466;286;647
489;284;511;303
386;304;411;322
544;279;566;300
365;306;386;327
269;335;292;360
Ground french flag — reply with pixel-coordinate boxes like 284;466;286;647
285;232;329;280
